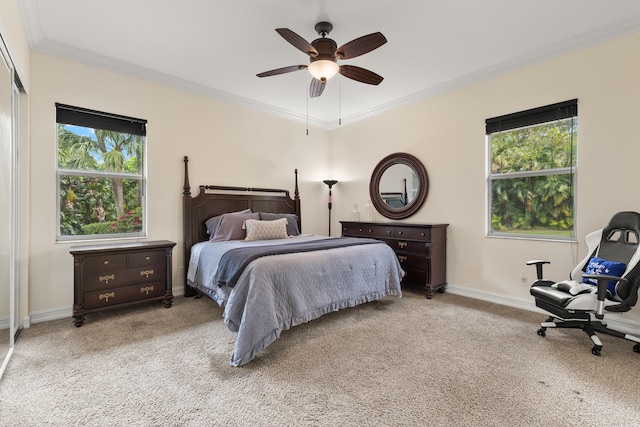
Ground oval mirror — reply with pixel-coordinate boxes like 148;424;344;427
369;152;429;220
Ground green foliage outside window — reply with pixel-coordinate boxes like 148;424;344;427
489;118;577;237
57;124;144;237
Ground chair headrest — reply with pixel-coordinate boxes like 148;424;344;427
605;211;640;235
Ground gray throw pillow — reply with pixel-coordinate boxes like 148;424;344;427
210;212;260;241
205;209;251;237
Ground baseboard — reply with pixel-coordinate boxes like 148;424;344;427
24;286;186;328
22;285;639;336
28;306;73;326
446;284;640;336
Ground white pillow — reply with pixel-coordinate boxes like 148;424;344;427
243;218;289;241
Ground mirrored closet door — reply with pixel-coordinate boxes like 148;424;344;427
0;34;18;378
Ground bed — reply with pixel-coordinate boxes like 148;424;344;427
182;156;404;366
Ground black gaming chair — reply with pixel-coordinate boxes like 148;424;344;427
528;211;640;356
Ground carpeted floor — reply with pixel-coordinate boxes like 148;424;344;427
0;291;639;426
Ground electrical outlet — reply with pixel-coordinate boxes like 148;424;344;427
520;275;528;285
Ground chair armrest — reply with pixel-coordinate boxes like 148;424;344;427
526;260;550;280
581;274;628;318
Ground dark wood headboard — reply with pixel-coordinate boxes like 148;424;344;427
182;156;301;296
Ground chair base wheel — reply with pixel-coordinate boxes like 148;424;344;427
537;328;546;337
591;346;602;356
634;343;640;354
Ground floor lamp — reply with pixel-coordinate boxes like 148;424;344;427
323;180;338;236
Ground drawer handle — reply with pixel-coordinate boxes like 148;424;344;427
421;232;425;236
140;285;155;295
99;274;115;284
398;255;408;262
145;256;151;261
140;269;154;278
368;229;372;233
387;230;391;234
398;231;403;235
103;260;109;265
359;228;363;232
99;292;115;302
398;241;408;248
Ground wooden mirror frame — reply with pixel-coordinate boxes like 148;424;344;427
369;152;429;220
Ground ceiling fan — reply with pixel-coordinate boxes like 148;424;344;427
256;22;387;98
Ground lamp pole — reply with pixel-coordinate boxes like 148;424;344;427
323;180;338;236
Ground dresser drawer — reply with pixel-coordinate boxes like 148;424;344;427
394;226;430;241
342;223;393;238
382;239;431;256
83;254;127;273
395;252;428;269
84;282;166;310
128;250;166;267
84;265;166;292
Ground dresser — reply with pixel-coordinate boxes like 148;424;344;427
340;221;448;298
70;240;176;326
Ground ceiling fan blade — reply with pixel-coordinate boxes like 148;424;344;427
309;78;326;98
335;32;387;59
275;28;319;57
257;65;307;78
339;65;384;85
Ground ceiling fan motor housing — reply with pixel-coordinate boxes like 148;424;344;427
310;38;338;63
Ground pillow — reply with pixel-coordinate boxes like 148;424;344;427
210;212;259;241
205;209;251;237
553;281;595;296
244;218;289;241
581;256;627;298
259;212;300;236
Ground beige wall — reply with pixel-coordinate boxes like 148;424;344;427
28;52;331;316
331;32;640;326
0;0;29;87
20;22;640;331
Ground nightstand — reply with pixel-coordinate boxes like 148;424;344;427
70;240;176;326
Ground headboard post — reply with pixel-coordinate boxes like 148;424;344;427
183;156;191;196
183;156;196;296
294;169;301;232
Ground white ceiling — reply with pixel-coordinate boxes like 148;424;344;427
17;0;640;128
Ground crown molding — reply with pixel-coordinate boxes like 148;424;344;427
330;14;640;129
20;7;640;130
16;0;42;47
30;38;334;129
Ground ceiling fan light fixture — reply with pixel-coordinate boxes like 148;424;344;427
308;60;339;80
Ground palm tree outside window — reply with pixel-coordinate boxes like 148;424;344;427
56;104;147;241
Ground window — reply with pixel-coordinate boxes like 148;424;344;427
486;99;577;240
56;104;147;241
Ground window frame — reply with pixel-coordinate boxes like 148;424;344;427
55;104;147;242
486;100;578;241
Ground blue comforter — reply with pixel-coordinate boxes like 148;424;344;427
216;237;383;287
187;235;404;366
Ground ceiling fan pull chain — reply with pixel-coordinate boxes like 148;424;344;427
339;78;342;126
